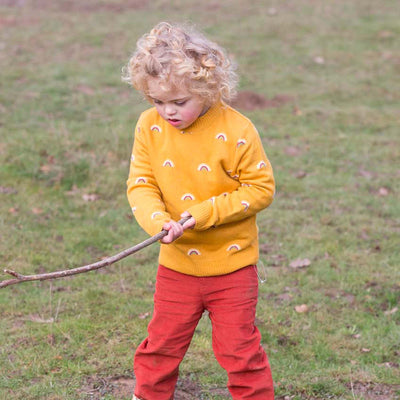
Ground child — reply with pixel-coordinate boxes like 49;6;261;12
123;21;275;400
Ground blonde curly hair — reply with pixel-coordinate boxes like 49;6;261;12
122;22;237;105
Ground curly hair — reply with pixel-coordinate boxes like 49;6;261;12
122;22;238;105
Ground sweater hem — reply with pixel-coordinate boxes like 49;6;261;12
158;250;259;277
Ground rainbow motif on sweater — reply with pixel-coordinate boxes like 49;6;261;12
198;163;211;172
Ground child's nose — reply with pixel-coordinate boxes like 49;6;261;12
165;104;176;116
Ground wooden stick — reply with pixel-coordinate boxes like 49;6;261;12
0;217;190;289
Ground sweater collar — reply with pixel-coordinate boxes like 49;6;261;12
180;101;224;134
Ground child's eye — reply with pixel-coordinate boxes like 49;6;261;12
153;99;162;105
175;101;186;106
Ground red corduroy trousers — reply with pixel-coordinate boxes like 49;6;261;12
133;265;274;399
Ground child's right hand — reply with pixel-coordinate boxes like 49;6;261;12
161;220;185;244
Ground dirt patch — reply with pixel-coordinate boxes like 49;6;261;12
79;374;226;399
80;375;135;399
230;90;294;111
347;382;400;400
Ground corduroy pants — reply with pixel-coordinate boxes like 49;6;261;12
133;265;274;400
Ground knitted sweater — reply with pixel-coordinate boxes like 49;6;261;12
127;101;275;276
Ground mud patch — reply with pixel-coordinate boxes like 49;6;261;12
79;374;225;399
230;90;294;111
347;382;400;400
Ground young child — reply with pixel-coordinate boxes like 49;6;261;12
123;22;275;400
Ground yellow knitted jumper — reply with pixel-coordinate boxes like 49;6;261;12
127;102;275;276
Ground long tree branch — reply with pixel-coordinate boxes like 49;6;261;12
1;217;190;289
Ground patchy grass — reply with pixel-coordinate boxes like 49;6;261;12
0;0;399;399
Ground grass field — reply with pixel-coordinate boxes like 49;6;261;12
0;0;399;399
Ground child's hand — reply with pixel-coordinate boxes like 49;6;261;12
161;213;196;244
161;220;184;244
181;211;196;230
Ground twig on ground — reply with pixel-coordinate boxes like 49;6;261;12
1;217;190;289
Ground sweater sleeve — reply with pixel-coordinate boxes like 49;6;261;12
186;122;275;230
126;116;171;236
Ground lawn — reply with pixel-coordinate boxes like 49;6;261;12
0;0;399;399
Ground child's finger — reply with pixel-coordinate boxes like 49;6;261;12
161;220;184;243
181;212;196;230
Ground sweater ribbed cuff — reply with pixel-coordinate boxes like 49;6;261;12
187;201;213;231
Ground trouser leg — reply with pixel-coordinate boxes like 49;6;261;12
206;266;274;400
134;266;204;400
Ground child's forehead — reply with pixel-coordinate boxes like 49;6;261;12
147;78;191;101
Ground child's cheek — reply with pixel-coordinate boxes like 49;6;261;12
181;109;198;123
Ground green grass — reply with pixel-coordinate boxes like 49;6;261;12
1;0;399;399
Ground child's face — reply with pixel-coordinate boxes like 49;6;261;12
147;78;209;130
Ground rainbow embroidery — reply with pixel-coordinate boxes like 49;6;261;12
257;161;267;169
151;211;163;219
181;193;195;201
131;206;137;213
241;201;250;212
227;244;241;252
188;248;201;256
135;177;147;184
241;183;251;187
215;133;227;141
198;163;211;172
137;126;141;133
209;196;216;205
131;154;135;162
237;139;247;147
150;124;162;133
163;159;175;167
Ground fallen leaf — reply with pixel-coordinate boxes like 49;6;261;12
8;207;18;214
293;106;302;116
384;307;398;315
82;193;99;202
138;312;150;319
290;258;311;269
313;56;325;64
361;348;371;353
378;187;389;196
295;304;309;313
40;164;52;173
293;170;307;179
32;207;43;215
